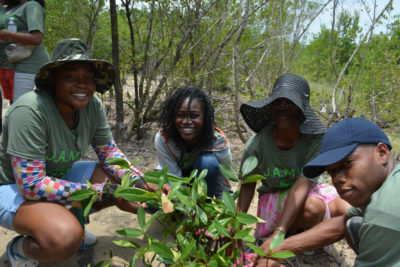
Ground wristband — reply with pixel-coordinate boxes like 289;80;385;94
275;226;286;234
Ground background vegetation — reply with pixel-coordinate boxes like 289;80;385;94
43;0;400;154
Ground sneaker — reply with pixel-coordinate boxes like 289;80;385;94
6;235;38;267
80;230;97;248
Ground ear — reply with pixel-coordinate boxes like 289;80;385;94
376;142;391;163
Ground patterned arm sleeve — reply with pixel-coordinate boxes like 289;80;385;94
93;140;143;183
12;156;104;204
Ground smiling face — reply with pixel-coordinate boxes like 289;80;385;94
51;62;96;114
326;143;390;207
270;98;302;129
174;97;204;149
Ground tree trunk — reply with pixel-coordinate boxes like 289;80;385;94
109;0;124;142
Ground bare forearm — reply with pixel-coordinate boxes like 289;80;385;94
237;182;256;213
275;215;348;254
0;30;43;45
277;177;311;231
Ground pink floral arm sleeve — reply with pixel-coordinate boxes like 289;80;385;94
93;139;143;182
11;156;104;204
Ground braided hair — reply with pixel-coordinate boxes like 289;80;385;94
159;86;216;148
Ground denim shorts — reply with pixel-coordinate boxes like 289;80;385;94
0;161;97;230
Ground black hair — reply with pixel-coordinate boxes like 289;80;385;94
159;86;216;148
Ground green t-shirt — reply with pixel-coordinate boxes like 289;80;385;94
240;126;323;195
0;4;12;70
0;1;49;73
347;164;400;267
0;90;113;185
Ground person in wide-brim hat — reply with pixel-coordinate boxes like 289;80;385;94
236;73;350;261
35;38;115;94
240;73;326;134
0;38;169;266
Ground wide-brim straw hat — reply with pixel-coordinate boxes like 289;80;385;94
240;73;326;135
35;38;115;94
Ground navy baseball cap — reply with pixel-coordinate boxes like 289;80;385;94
303;118;391;178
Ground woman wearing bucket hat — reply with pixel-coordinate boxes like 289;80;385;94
236;73;350;255
0;38;168;266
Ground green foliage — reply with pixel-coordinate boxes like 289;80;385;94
73;156;287;266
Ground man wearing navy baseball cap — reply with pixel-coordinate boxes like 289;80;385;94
253;118;400;266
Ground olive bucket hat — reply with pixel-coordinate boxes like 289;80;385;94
240;73;326;134
35;38;115;94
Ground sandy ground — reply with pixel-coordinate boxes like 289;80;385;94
0;97;356;266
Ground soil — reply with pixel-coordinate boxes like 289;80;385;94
0;97;356;267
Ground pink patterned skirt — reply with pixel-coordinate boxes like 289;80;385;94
255;183;339;238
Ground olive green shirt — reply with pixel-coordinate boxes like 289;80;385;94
347;164;400;266
0;90;112;185
240;125;323;195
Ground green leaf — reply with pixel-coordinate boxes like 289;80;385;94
243;174;264;184
148;242;174;260
69;189;94;201
142;170;163;184
246;243;266;257
116;227;143;238
107;157;130;169
191;182;199;203
197;179;207;198
270;232;285;250
83;191;98;218
197;169;208;181
270;251;296;259
189;169;198;180
222;190;236;214
115;187;156;202
121;172;131;187
241;156;258;176
196;204;208;224
236;213;265;225
242;234;256;243
216;241;232;254
213;221;230;238
233;227;252;239
137;206;145;229
176;194;194;210
180;239;196;260
113;240;140;248
219;163;238;182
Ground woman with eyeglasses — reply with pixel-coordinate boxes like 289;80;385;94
236;73;350;263
155;86;232;199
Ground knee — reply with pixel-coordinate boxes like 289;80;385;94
194;153;219;173
303;196;326;221
39;221;83;259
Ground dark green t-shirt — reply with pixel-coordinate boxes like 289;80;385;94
347;164;400;266
0;1;49;73
240;126;323;195
0;90;112;185
0;4;13;70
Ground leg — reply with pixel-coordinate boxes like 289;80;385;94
290;184;350;231
193;153;219;198
13;201;83;262
290;195;326;231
